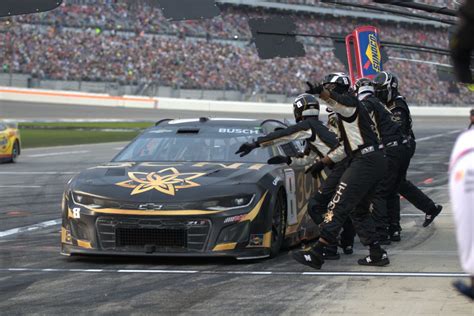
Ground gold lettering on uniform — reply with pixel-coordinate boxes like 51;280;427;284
324;182;347;223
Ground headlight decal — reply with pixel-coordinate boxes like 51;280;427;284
239;191;268;222
71;191;119;209
206;194;255;211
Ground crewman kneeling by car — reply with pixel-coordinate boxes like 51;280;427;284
236;93;345;259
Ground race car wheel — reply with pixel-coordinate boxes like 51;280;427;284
270;191;287;258
9;141;19;163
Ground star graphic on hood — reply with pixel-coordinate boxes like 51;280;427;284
115;167;205;196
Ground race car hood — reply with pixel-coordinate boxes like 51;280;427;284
70;161;275;203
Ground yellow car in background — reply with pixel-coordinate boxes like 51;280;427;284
0;121;21;163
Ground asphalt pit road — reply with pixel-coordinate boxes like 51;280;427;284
6;211;31;217
65;254;247;267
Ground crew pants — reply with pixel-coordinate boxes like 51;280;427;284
319;150;385;246
395;140;437;230
372;144;411;234
308;160;355;246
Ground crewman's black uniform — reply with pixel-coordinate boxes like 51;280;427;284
389;95;441;234
307;112;355;253
315;89;387;265
361;93;410;243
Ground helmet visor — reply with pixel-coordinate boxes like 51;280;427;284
374;88;389;103
323;83;337;91
293;107;303;122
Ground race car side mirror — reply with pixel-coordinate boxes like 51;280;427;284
267;156;291;165
0;0;62;17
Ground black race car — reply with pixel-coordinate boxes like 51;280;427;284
61;118;319;259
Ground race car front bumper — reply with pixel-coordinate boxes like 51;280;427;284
61;201;274;260
61;243;271;260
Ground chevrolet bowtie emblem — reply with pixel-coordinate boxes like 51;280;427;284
138;203;164;210
115;167;205;196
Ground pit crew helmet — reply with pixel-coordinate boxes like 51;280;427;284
322;72;351;94
355;77;375;96
293;93;320;122
373;71;399;103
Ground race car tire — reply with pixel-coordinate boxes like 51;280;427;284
8;141;19;163
270;191;287;258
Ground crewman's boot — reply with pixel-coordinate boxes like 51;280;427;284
453;280;474;300
423;204;443;227
358;242;390;267
292;241;325;269
322;245;340;260
389;225;401;242
340;244;353;255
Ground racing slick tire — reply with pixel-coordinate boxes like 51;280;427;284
270;191;287;258
8;141;19;163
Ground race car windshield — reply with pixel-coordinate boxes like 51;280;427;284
113;129;271;163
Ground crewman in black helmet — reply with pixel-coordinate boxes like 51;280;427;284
373;71;443;241
354;77;410;245
292;72;389;269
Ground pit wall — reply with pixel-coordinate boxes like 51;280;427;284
0;86;471;117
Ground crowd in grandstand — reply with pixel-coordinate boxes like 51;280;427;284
0;0;472;105
12;3;449;49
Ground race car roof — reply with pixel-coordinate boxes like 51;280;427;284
153;117;287;134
